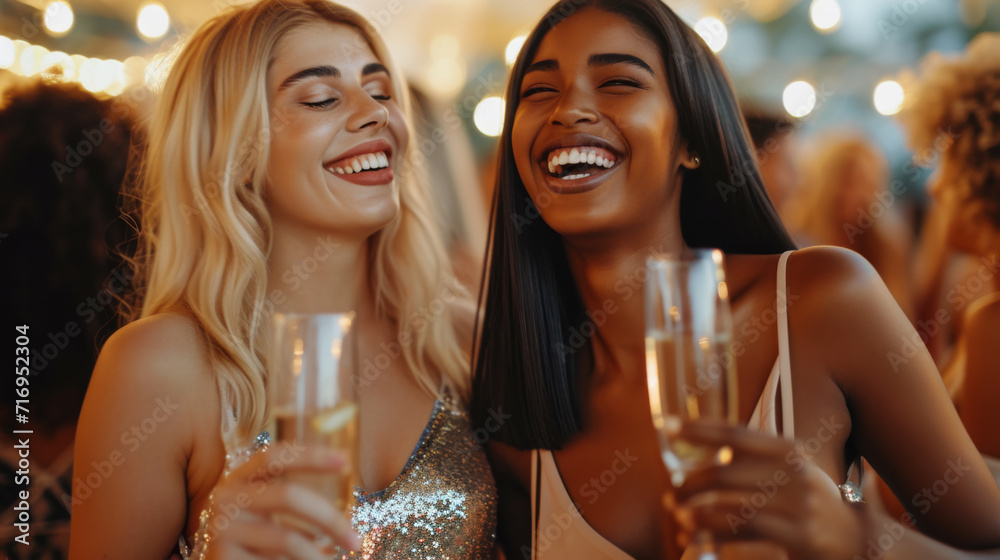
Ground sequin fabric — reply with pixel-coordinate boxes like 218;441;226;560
178;431;271;560
348;396;498;559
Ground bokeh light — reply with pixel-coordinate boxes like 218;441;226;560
782;80;817;118
874;80;905;116
505;35;527;66
473;96;504;137
40;50;74;80
0;36;14;69
137;3;170;39
694;17;729;53
809;0;841;33
44;1;74;35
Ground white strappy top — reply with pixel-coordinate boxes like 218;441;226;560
529;251;805;559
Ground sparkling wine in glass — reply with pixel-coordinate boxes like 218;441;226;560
645;249;738;559
268;312;359;545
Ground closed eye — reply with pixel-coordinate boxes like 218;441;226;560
302;98;338;108
600;78;647;89
522;86;557;98
371;94;391;101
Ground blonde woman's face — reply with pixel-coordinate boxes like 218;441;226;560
265;21;408;240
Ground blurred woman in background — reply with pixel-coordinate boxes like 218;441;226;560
898;33;1000;476
790;132;915;319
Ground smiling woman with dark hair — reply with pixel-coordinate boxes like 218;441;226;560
473;1;1000;558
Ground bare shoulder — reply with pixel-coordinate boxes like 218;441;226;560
784;245;891;315
86;311;218;447
965;291;1000;331
94;312;214;398
71;312;219;558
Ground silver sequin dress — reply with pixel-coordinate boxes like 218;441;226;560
350;395;498;558
181;396;498;560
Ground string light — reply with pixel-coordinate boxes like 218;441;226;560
43;1;74;35
137;2;170;39
873;80;905;116
783;80;817;118
473;96;504;137
694;16;729;52
505;36;527;66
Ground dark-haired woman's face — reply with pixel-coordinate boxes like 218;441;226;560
512;8;689;239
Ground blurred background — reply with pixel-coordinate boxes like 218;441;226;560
1;0;998;194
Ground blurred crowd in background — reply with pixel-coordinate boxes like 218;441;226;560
1;0;998;557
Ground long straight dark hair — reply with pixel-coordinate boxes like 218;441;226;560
473;0;796;450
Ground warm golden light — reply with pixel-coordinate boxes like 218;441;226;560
137;2;170;39
783;80;817;118
809;0;841;32
874;80;905;116
473;96;504;137
505;35;527;66
694;16;728;52
44;1;74;35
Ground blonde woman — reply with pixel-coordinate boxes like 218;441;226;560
68;1;496;558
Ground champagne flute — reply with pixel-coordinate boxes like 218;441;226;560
267;312;359;547
645;249;737;560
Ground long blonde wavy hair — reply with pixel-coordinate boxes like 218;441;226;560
122;0;469;445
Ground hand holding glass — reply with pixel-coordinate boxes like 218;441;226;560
645;249;737;559
268;312;359;545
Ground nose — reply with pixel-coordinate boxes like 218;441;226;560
345;92;389;132
549;85;598;127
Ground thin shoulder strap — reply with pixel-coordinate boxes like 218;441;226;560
531;449;539;559
777;250;795;441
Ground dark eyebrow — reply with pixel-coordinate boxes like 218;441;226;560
588;53;654;75
524;59;559;75
279;65;339;90
361;62;390;77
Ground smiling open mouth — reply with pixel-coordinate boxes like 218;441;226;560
326;151;390;175
544;146;618;180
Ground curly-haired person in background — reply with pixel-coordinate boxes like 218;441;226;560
0;79;135;559
897;33;1000;482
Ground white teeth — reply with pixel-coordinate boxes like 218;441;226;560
558;151;569;165
604;158;615;168
561;173;593;181
587;151;597;165
569;148;581;164
548;160;556;174
596;156;605;167
329;151;391;174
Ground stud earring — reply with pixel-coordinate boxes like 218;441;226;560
692;153;701;167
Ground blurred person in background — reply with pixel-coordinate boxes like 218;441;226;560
790;132;915;319
743;108;801;224
898;32;1000;480
0;79;135;559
